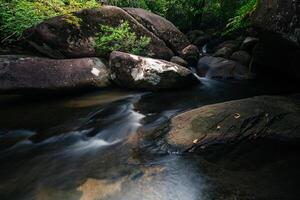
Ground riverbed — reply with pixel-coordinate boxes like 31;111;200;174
0;78;299;200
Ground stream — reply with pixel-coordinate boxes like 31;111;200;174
0;78;300;200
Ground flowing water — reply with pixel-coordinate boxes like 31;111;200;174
0;78;300;200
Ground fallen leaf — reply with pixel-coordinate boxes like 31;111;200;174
234;113;241;119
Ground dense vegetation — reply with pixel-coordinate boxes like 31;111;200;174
108;0;257;32
94;21;151;56
0;0;99;42
0;0;257;44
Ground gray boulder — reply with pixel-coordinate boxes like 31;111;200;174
124;8;190;54
252;0;299;45
167;95;300;153
109;51;199;91
0;55;110;94
197;56;253;80
24;6;174;60
251;0;300;80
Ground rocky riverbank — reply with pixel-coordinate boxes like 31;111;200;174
1;0;300;94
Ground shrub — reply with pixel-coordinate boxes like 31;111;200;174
0;0;99;43
94;21;151;56
224;0;257;35
107;0;166;15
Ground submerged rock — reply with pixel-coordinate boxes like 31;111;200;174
167;95;300;153
197;56;253;80
24;6;174;60
0;55;110;94
124;8;190;54
109;51;199;91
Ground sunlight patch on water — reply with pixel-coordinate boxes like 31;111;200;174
64;91;135;108
75;155;210;200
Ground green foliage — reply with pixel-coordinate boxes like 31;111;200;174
106;0;258;33
107;0;205;31
163;0;205;31
225;0;257;35
107;0;167;15
0;0;99;43
0;0;259;44
94;21;151;56
107;0;148;9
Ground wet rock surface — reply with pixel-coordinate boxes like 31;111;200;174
1;80;300;200
167;95;300;152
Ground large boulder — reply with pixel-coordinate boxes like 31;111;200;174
197;56;253;80
0;55;110;94
109;51;199;91
252;0;299;45
251;0;300;80
167;95;300;153
24;6;174;60
124;8;190;54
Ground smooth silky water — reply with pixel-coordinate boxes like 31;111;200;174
0;78;299;200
